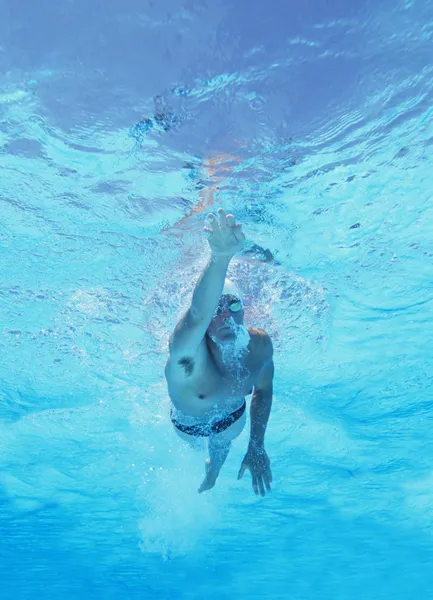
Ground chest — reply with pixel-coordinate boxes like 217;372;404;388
193;351;255;400
167;340;259;408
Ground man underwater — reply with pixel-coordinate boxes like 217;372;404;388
165;208;274;496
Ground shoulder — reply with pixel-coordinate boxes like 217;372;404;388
248;327;273;362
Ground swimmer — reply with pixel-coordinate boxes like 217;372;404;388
165;208;274;496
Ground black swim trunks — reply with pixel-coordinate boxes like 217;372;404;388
171;401;246;437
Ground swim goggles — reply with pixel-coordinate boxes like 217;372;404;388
215;294;243;316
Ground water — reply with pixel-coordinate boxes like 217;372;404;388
1;0;433;598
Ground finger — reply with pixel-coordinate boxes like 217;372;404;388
207;213;218;227
264;472;272;492
257;476;266;497
203;226;213;236
267;468;273;484
226;214;236;227
217;208;226;227
252;475;259;495
234;228;245;243
237;463;247;480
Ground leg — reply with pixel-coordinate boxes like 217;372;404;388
198;436;231;493
198;406;246;493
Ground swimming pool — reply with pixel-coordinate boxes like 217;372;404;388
1;0;433;598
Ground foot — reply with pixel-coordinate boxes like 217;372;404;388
198;458;220;493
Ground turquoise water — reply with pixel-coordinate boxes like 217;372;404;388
1;1;433;598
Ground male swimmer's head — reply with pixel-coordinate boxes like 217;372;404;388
207;279;249;348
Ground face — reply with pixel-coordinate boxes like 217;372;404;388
207;294;244;343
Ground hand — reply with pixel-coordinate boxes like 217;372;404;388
238;444;272;497
204;208;245;258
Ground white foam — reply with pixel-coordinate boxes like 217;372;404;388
138;440;218;560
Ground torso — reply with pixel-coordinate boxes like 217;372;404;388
165;327;268;420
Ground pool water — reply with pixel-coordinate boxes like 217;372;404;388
1;0;433;598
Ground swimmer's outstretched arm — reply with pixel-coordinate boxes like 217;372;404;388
168;208;245;359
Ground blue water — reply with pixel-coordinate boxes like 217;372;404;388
1;0;433;597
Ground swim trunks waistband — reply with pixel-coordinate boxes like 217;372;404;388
171;401;246;437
